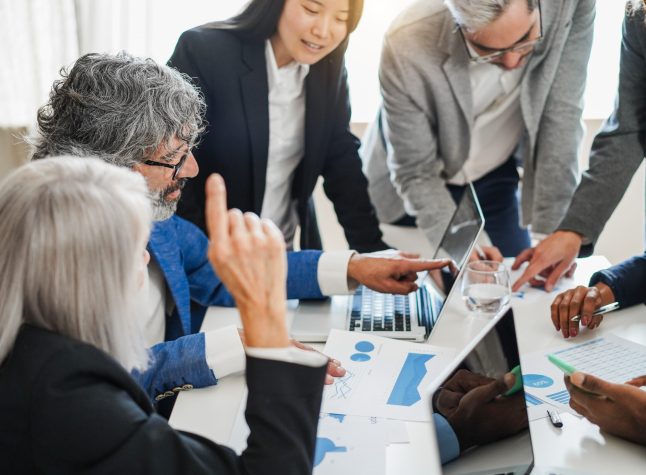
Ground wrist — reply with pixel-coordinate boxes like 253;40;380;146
594;282;616;306
244;327;291;348
555;230;583;246
237;302;289;348
347;253;361;285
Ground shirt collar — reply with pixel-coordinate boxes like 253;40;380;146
265;39;310;92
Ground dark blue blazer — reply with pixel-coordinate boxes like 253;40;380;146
168;27;386;252
590;251;646;309
134;215;324;400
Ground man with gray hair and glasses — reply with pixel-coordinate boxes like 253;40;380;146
362;0;594;260
31;52;451;410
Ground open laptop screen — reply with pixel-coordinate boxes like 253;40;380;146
430;310;533;475
434;183;484;268
420;184;484;326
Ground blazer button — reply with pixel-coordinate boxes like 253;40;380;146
182;384;194;391
172;386;183;393
164;390;175;398
154;393;166;401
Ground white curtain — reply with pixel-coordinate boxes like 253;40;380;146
0;0;79;128
74;0;246;63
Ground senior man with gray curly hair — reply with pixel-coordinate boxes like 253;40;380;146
31;52;451;413
362;0;594;260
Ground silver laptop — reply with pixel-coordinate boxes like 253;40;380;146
426;309;534;475
290;184;484;342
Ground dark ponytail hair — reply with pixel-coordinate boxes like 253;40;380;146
207;0;364;42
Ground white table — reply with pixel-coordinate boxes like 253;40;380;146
169;256;646;474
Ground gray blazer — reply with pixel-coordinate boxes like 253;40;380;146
362;0;595;246
559;7;646;245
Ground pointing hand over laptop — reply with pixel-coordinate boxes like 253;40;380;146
347;251;454;294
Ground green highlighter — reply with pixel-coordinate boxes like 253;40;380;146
547;354;577;375
503;365;523;396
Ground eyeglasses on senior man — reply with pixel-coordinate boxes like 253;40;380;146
143;151;190;180
458;0;543;64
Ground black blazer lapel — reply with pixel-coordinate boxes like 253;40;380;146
240;42;270;213
298;60;328;199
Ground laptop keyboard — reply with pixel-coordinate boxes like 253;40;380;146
348;286;412;332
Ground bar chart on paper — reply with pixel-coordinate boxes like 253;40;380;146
521;334;646;415
321;329;454;421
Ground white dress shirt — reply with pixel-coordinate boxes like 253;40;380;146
260;40;310;249
448;60;526;185
133;258;167;348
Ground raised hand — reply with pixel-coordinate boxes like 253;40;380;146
205;174;289;348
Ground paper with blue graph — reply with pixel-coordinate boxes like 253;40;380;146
312;413;409;475
520;334;646;416
321;329;455;421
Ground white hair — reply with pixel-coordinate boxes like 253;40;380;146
445;0;538;32
628;0;646;21
0;156;152;371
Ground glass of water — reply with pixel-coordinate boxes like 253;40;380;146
461;260;511;317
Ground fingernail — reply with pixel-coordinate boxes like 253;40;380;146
571;328;578;337
571;373;584;386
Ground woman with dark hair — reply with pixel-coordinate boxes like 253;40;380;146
168;0;388;252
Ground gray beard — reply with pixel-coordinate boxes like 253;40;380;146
149;178;187;222
152;195;178;221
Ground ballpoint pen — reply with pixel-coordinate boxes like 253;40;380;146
570;301;620;322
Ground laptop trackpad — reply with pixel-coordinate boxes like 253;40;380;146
289;296;349;343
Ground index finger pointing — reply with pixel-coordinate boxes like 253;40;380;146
205;174;229;244
400;259;453;274
511;247;533;270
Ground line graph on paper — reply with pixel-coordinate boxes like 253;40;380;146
325;368;367;401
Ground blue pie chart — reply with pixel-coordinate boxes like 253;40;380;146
350;353;371;362
523;374;554;389
355;341;375;353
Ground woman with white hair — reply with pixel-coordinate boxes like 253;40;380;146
0;157;326;473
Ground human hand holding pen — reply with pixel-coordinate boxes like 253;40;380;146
237;329;346;384
290;339;346;385
550;283;616;338
565;372;646;445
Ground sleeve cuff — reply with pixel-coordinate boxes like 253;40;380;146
204;325;246;380
433;413;460;465
317;250;356;295
245;346;328;367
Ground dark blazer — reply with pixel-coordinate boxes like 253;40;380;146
590;252;646;309
558;8;646;246
0;325;325;474
168;27;386;252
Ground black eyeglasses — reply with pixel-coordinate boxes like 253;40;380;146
143;152;189;180
458;0;543;64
